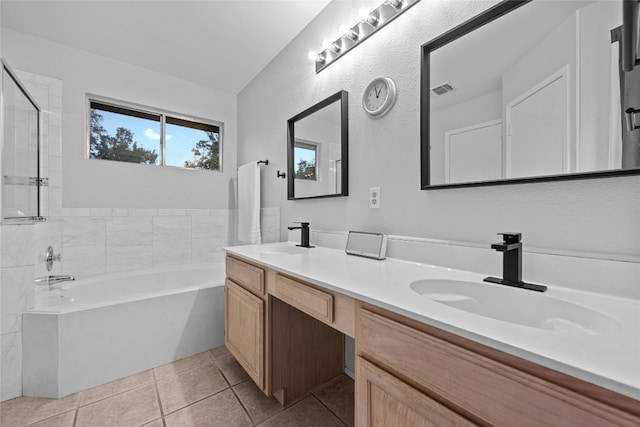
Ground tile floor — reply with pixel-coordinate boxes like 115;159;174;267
0;346;354;427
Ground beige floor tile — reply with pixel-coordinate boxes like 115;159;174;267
141;418;164;427
26;410;75;427
209;345;231;361
156;364;229;415
79;369;154;406
258;396;345;427
312;375;354;427
75;384;160;427
164;388;252;427
153;351;213;380
215;354;250;386
233;380;284;424
0;394;78;427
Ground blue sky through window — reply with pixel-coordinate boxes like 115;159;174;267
97;110;214;167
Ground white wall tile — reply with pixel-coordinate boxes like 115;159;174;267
157;208;186;216
1;224;35;268
127;208;158;217
152;216;191;241
1;332;23;401
106;217;152;246
62;217;106;247
62;244;106;278
1;266;35;334
152;240;191;265
106;244;153;273
192;238;225;262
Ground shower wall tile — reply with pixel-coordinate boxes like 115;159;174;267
192;237;225;262
1;266;35;335
192;216;219;239
127;208;158;217
63;244;106;277
153;240;191;266
157;208;186;216
63;217;106;246
91;208;128;217
107;217;153;245
153;216;191;241
186;209;210;216
60;208;92;217
0;224;35;268
107;244;153;273
1;332;22;401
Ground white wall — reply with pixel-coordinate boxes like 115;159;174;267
1;28;238;209
238;0;640;261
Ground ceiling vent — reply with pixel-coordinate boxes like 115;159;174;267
431;83;454;96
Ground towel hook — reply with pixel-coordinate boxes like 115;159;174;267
277;171;286;179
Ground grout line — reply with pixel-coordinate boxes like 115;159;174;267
228;384;257;426
310;393;349;427
151;369;167;424
73;393;81;427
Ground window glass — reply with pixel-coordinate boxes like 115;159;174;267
89;102;160;164
165;117;220;170
294;140;317;180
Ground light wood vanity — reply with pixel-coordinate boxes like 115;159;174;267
224;253;640;426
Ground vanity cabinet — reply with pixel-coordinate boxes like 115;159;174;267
356;303;640;427
224;257;266;390
224;255;350;404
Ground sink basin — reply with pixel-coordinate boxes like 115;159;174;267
259;246;307;255
410;279;622;334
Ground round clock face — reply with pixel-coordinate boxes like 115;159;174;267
363;77;397;118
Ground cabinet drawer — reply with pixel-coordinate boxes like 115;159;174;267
274;274;333;324
358;308;639;427
226;256;264;295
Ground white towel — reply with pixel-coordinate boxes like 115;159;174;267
237;162;262;245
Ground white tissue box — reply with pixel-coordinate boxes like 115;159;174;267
345;231;388;260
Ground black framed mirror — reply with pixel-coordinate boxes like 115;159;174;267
421;0;640;190
287;90;348;199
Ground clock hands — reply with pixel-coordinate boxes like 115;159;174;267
374;85;381;98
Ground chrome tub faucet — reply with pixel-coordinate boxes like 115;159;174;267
35;275;75;289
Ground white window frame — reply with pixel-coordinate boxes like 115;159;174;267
86;94;224;172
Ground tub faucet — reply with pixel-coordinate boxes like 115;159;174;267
483;233;547;292
287;222;314;248
35;275;75;289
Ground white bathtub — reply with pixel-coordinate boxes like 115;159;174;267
22;260;226;398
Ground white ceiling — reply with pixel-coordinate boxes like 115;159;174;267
1;0;331;94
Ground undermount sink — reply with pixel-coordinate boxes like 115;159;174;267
259;245;307;255
410;279;622;335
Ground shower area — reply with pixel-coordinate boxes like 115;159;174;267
1;58;42;221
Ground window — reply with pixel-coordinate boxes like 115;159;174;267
293;139;318;180
88;98;222;171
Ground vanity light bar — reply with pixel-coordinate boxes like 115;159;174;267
310;0;422;73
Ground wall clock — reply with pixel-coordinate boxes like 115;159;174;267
362;77;397;118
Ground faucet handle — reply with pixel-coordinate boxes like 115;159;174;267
294;222;310;227
497;232;521;244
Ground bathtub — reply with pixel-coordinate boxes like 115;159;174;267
22;260;226;398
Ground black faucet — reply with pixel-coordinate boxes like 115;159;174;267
484;232;547;292
287;222;314;248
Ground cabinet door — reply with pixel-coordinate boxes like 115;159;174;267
356;357;476;427
225;279;264;389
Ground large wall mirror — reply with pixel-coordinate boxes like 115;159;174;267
421;0;640;189
287;90;348;199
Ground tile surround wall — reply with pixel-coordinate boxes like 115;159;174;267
60;207;280;279
1;71;63;401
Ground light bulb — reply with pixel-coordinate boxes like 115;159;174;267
308;51;318;61
322;39;332;50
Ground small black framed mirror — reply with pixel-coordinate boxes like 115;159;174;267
287;90;348;199
421;0;640;190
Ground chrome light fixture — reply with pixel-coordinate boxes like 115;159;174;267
310;0;421;73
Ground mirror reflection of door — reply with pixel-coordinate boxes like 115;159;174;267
505;66;570;178
445;120;503;183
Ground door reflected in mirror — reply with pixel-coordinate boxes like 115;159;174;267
421;0;640;189
288;90;348;199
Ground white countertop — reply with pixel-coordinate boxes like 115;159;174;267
224;242;640;400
